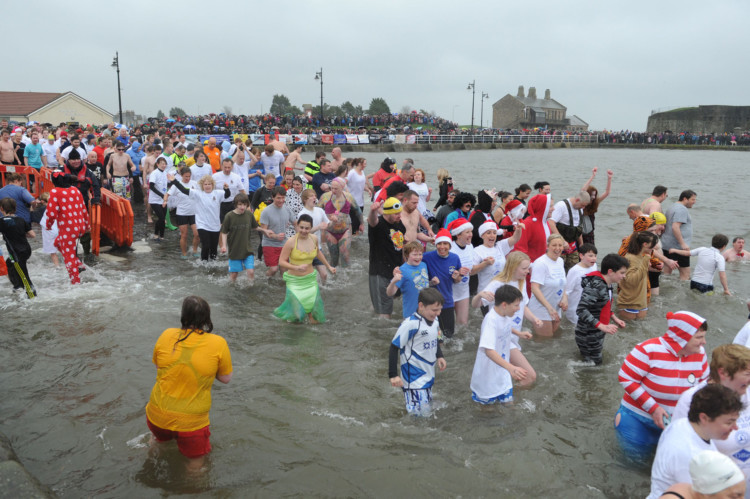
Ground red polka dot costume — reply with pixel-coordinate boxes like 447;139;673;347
45;186;90;284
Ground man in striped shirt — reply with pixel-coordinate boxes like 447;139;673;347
614;311;709;462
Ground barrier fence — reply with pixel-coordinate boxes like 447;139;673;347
1;165;134;255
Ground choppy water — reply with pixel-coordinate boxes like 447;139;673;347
2;148;750;498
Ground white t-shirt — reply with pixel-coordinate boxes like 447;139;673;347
189;163;213;183
42;142;59;167
407;181;430;214
147;168;169;204
212;172;243;202
479;278;528;351
347;169;367;207
673;383;750;491
690;246;725;285
188;188;224;231
232;162;249;193
261;150;284;177
60;145;88;161
451;241;476;302
298;206;327;244
472;239;513;293
528;254;566;321
647;417;717;499
564;263;598;325
470;309;513;400
733;322;750;348
550;199;581;226
167;180;198;216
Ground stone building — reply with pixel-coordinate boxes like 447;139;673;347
647;105;750;134
0;91;113;127
491;86;588;131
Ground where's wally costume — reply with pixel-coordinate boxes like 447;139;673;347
45;173;90;284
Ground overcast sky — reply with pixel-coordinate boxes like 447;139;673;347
11;1;748;131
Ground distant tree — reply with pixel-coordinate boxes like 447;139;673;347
368;98;390;115
156;110;165;119
399;105;411;115
341;101;359;116
270;94;300;115
221;105;233;115
419;108;435;116
312;103;343;119
169;107;187;117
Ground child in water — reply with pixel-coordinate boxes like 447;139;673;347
470;285;524;405
389;288;447;415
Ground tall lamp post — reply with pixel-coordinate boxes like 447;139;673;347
111;52;123;124
480;92;489;129
467;80;475;135
314;68;324;123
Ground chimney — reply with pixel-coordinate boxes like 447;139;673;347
528;87;537;99
544;89;550;100
517;86;525;98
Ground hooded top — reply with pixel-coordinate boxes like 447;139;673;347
618;310;709;418
127;141;145;173
515;194;552;261
470;190;494;246
575;271;613;330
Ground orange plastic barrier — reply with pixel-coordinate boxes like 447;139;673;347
2;164;134;254
90;203;101;255
0;164;47;197
99;188;133;249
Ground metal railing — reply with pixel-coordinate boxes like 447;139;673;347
410;134;599;145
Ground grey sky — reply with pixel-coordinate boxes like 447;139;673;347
11;1;748;131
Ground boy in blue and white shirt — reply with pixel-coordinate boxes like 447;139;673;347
386;241;437;318
389;288;447;415
470;285;524;405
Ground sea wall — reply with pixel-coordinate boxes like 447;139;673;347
304;142;750;153
0;433;53;498
647;105;750;134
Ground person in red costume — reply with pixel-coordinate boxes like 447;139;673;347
515;194;553;259
45;173;90;284
514;193;553;297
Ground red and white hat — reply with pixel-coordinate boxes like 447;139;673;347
434;228;452;245
664;311;706;351
448;219;473;236
478;219;498;237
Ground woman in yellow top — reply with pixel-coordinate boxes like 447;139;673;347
617;231;659;320
274;214;336;323
145;296;232;473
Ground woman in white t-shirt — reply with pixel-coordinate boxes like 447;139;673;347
167;173;230;261
346;157;372;210
407;168;433;219
163;165;199;258
298;189;330;284
189;151;213;184
449;219;494;326
472;219;524;294
528;234;568;336
472;251;542;386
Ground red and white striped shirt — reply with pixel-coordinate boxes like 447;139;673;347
618;336;708;419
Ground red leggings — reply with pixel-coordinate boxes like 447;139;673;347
55;235;81;284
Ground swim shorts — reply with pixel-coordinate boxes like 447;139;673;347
176;214;195;226
666;249;690;268
472;388;513;405
403;387;432;415
690;281;714;293
262;246;283;267
228;255;254;273
146;418;212;459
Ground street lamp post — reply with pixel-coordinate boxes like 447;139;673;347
467;80;476;135
111;52;123;124
314;68;324;123
480;92;489;129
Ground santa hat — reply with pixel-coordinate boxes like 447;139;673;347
434;229;452;245
663;311;706;352
448;219;473;236
478;220;498;237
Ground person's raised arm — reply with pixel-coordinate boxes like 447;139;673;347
368;200;383;227
581;166;597;191
598;169;613;202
